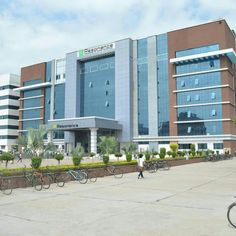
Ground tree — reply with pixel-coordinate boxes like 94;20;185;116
170;143;178;153
71;145;84;166
54;153;64;165
98;136;118;156
122;142;137;155
1;152;14;168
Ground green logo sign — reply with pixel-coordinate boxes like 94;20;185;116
79;49;85;57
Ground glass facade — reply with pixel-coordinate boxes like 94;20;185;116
22;79;42;130
157;34;169;136
80;56;115;118
137;38;148;135
176;44;223;136
54;84;65;119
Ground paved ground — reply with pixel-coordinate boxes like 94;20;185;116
0;159;236;236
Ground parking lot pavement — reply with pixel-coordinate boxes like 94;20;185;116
0;158;236;236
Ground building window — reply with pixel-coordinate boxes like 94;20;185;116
181;80;185;87
105;101;109;107
211;109;216;116
56;75;60;80
195;94;200;101
89;82;93;88
194;79;199;85
105;80;110;85
187;95;191;102
187;126;191;134
105;91;108;96
213;143;223;149
198;143;207;150
210;60;214;67
187;111;191;118
211;92;216;100
179;144;191;149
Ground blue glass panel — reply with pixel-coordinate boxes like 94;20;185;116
22;120;40;130
23;98;41;108
54;84;65;119
23;89;41;98
23;79;42;86
44;87;51;123
137;38;148;135
177;104;222;121
177;121;222;135
177;88;222;106
176;72;221;90
80;56;115;118
46;62;52;82
176;58;220;74
176;44;219;57
23;109;41;119
157;33;169;136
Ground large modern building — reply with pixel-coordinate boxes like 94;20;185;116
16;19;236;154
0;74;20;151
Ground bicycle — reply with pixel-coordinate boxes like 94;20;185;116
22;167;43;191
144;161;157;173
45;167;66;187
103;165;123;178
227;198;236;228
82;169;97;183
66;169;88;184
156;160;170;170
0;174;12;195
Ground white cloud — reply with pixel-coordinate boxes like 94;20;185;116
0;0;235;74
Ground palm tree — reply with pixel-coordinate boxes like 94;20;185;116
98;136;118;156
17;127;55;158
122;142;137;155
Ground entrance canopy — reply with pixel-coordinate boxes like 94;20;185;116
46;116;122;131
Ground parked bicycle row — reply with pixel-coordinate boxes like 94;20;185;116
204;154;232;162
0;165;124;195
144;160;170;173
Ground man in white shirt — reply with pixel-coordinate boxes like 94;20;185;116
138;155;144;179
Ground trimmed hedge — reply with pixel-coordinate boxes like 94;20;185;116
0;160;138;176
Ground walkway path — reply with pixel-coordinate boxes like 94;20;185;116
0;158;235;235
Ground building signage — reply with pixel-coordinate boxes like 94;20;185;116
78;43;115;57
53;123;79;129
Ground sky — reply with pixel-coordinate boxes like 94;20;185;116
0;0;235;75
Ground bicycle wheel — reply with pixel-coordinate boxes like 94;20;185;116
77;172;88;184
55;173;65;187
148;164;157;173
113;168;123;178
42;175;51;189
1;178;12;195
32;177;43;191
162;161;170;170
227;202;236;228
89;176;97;183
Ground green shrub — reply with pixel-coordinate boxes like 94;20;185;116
89;152;96;157
115;153;122;161
31;156;42;169
54;153;64;165
191;151;196;157
170;143;178;153
167;151;172;157
216;150;219;155
72;156;82;166
1;152;14;168
172;152;177;158
190;144;196;152
177;151;182;157
145;152;151;161
126;153;132;162
159;147;166;159
102;155;109;165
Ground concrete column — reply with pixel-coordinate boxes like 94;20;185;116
47;131;53;143
90;128;98;154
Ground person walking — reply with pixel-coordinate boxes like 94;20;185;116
138;155;145;179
